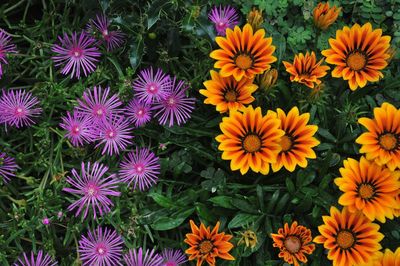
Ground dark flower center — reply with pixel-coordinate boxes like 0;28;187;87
280;135;293;152
224;89;238;102
199;240;213;254
284;236;301;254
379;133;399;151
235;54;254;70
358;183;375;200
242;133;262;153
336;230;356;250
346;51;367;71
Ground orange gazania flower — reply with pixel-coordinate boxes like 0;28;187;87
283;51;330;89
334;157;400;222
215;105;284;175
184;220;234;266
314;206;384;266
271;107;320;172
271;221;315;266
371;248;400;266
199;70;258;113
313;2;341;30
322;23;391;91
356;102;400;171
210;24;276;81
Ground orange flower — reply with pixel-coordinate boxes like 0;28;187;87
283;51;330;89
322;23;391;90
334;157;400;222
247;7;264;31
184;220;234;266
210;24;276;81
271;107;319;172
215;105;284;175
313;2;341;30
256;68;278;91
356;102;400;171
199;70;258;113
314;206;384;266
271;221;315;266
371;248;400;266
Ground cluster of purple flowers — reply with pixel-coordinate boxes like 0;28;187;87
0;28;17;79
0;151;18;183
208;5;240;36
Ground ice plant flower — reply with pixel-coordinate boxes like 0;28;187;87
255;68;278;92
246;7;264;31
60;111;97;146
371;248;400;266
132;67;170;104
271;107;320;172
283;51;330;89
237;230;258;249
76;85;123;122
119;147;160;191
51;31;101;79
161;249;187;266
334;157;400;223
14;250;57;266
322;23;391;90
63;161;121;219
200;70;258;113
313;2;341;30
314;206;384;266
88;14;125;51
153;77;195;127
185;220;234;266
0;89;42;128
95;115;133;155
356;102;400;170
123;248;163;266
215;105;284;175
42;217;50;225
0;29;17;79
79;226;123;266
0;152;18;183
271;221;315;266
208;5;239;36
210;24;276;81
125;98;153;127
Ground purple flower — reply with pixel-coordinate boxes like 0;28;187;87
95;115;133;155
42;217;50;225
0;29;17;79
161;249;187;266
0;89;42;128
124;248;163;266
88;14;125;51
208;5;239;36
63;161;121;219
0;152;18;183
153;77;195;127
51;31;101;79
126;98;152;127
79;226;123;266
119;148;160;191
76;85;123;122
60;111;97;146
14;250;57;266
132;67;171;104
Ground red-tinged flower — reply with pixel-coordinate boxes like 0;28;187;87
0;28;17;79
60;111;97;146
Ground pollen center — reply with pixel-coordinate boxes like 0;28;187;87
96;244;107;256
235;54;253;70
86;184;99;197
147;83;159;94
336;230;355;250
166;262;176;266
379;133;398;151
346;52;367;71
224;89;237;102
358;183;375;199
167;97;176;106
280;135;293;152
72;125;80;134
134;164;145;174
199;240;213;254
242;134;262;153
284;236;301;254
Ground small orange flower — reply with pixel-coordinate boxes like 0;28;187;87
283;51;330;89
256;68;278;91
247;7;264;31
313;2;341;30
371;248;400;266
271;221;315;266
184;220;234;266
210;24;276;81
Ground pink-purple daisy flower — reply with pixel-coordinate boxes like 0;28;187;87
62;161;121;219
78;226;123;266
14;250;57;266
124;248;163;266
51;31;101;79
0;29;17;79
76;85;123;122
0;152;18;183
126;98;152;127
87;14;125;51
208;5;240;36
0;89;42;128
153;77;195;127
60;111;97;146
132;67;171;104
119;148;160;191
161;249;187;266
95;115;133;155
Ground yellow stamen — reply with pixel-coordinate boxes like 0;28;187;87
235;54;253;70
280;135;293;152
346;52;367;71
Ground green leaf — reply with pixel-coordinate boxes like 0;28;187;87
151;216;186;230
317;128;337;143
146;0;172;29
129;36;144;71
228;213;259;229
208;196;236;209
148;192;175;208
